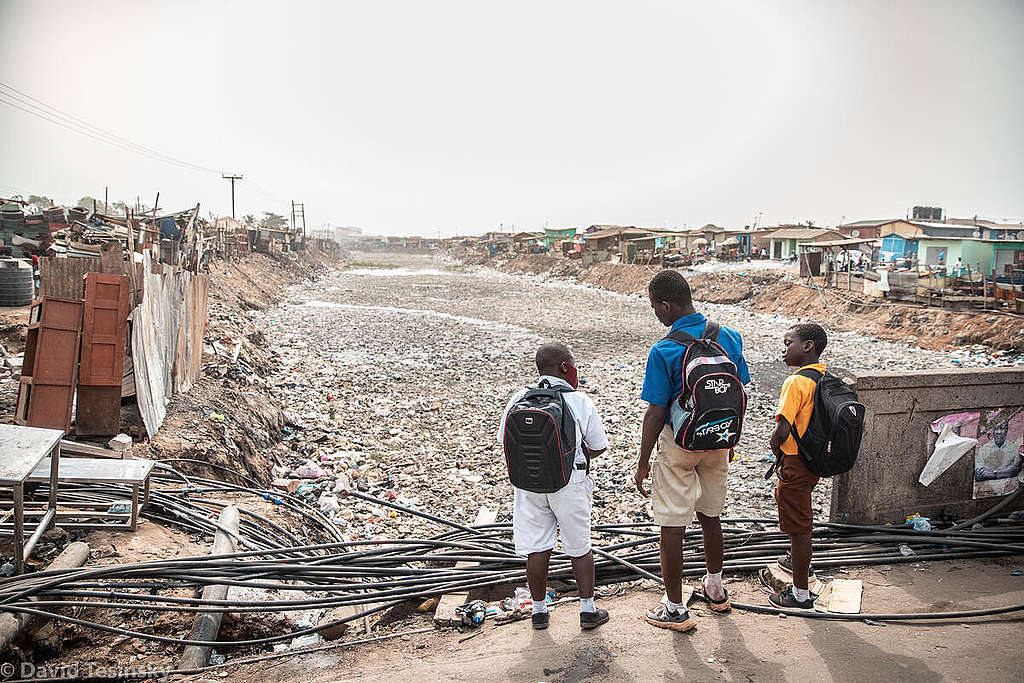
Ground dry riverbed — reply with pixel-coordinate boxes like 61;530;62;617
254;253;1016;539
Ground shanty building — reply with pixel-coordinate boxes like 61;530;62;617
763;227;844;259
543;227;578;249
916;236;1024;275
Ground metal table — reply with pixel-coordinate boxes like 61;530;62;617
27;457;154;530
0;424;62;574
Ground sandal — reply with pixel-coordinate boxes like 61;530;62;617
700;574;731;613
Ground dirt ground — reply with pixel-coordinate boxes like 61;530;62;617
207;557;1024;682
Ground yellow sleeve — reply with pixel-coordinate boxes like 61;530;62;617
776;376;809;425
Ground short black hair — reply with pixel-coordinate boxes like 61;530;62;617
535;343;573;374
648;270;692;306
790;323;828;355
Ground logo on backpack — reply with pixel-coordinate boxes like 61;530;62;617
704;378;731;395
663;321;746;452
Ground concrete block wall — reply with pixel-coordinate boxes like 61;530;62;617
830;367;1024;524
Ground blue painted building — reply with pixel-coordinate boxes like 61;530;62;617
880;233;918;262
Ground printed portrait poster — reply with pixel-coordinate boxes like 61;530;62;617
972;409;1024;500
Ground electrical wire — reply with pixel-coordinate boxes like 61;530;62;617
2;466;1022;660
0;83;228;175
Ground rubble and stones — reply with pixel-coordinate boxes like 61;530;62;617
251;253;1022;541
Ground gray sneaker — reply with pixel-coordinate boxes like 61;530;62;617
645;603;696;632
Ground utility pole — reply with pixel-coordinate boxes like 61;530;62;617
290;200;306;240
222;174;243;219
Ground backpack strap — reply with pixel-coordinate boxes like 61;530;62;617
663;320;721;346
701;321;721;341
537;378;575;393
663;330;697;345
796;368;824;382
791;368;824;451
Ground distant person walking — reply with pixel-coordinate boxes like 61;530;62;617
635;271;750;631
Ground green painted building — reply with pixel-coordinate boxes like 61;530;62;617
916;237;1024;275
543;227;578;248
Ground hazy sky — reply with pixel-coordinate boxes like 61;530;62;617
1;0;1022;236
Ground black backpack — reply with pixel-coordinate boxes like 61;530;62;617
664;322;746;451
502;380;579;493
792;368;865;476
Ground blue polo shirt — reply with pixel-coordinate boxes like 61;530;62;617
641;313;751;412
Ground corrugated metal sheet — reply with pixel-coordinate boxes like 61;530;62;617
131;252;209;437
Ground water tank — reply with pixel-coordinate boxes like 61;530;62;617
0;258;34;307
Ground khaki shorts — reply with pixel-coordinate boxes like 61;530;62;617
652;426;730;527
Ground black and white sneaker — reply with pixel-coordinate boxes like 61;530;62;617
768;586;815;609
531;611;550;630
777;553;815;579
645;603;696;632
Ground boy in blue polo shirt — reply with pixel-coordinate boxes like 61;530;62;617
634;270;750;631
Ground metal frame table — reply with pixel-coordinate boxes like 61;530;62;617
27;457;154;530
0;424;61;574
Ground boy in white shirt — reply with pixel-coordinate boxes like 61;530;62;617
497;343;610;630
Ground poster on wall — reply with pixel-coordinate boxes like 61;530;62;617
972;409;1024;500
921;411;980;487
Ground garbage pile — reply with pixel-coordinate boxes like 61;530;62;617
248;257;1023;541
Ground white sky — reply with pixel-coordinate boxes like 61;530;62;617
1;0;1022;236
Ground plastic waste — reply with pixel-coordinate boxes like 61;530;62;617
455;599;487;627
904;514;932;532
318;493;340;514
510;586;533;611
107;501;131;515
898;544;916;557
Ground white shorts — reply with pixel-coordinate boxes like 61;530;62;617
513;468;595;557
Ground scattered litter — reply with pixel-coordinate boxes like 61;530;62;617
455;600;487;628
898;544;916;557
904;514;932;532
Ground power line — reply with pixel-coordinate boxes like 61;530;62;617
0;82;227;175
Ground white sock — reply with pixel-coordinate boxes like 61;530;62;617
706;571;723;589
532;600;548;615
579;597;596;613
793;586;810;602
667;599;686;614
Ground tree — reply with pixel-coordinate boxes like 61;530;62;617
242;214;256;227
27;194;53;208
77;196;101;210
260;212;287;229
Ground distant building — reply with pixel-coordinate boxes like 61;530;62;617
763;228;844;259
837;219;895;240
916;237;1024;275
543;227;578;248
581;226;652;253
